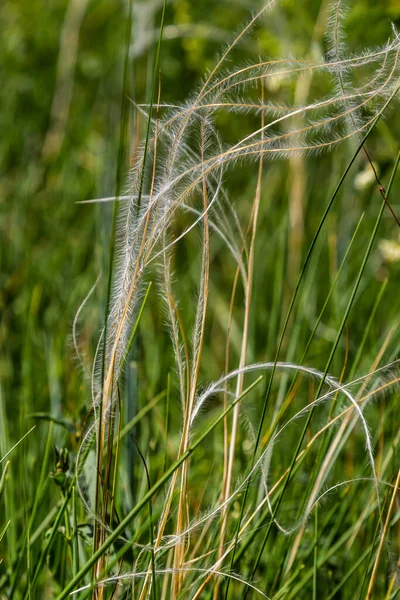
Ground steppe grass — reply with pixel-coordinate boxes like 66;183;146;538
1;1;400;598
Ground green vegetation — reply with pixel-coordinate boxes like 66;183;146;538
1;0;400;598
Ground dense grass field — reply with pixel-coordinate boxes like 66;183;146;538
1;0;400;598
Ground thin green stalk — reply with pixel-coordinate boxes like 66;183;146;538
72;487;79;578
0;426;36;466
0;460;9;497
163;373;171;474
313;505;318;600
29;503;61;546
28;423;54;526
134;441;157;600
348;277;388;379
0;521;10;543
27;486;72;597
116;389;166;447
64;500;72;576
135;0;168;216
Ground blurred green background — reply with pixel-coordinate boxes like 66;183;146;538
1;0;400;596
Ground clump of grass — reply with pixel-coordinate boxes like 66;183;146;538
1;2;400;599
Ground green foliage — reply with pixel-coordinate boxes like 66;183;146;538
1;1;400;598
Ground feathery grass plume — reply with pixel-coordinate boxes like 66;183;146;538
98;4;400;413
95;8;400;440
72;2;400;598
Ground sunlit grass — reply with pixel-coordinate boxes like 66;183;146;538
1;2;400;599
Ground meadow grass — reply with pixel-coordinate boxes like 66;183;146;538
1;1;400;598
